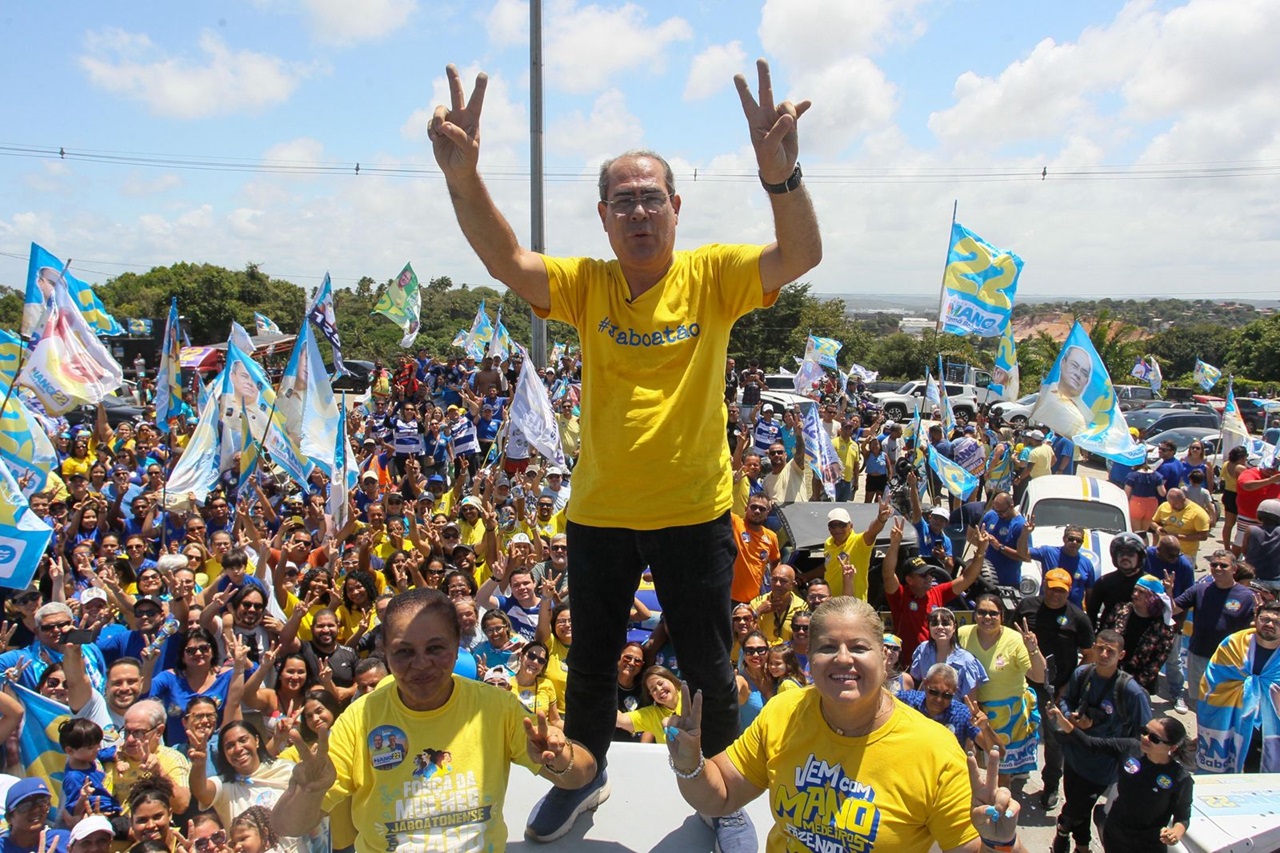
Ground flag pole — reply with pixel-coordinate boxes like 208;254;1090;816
933;200;958;336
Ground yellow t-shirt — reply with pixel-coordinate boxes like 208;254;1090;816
538;245;771;529
833;435;861;484
509;676;558;720
749;592;807;645
335;605;378;645
61;454;94;479
322;675;541;853
1153;501;1211;557
823;534;873;601
725;689;977;853
533;510;567;543
731;474;751;518
626;694;682;743
958;625;1031;705
545;636;570;716
1027;444;1054;479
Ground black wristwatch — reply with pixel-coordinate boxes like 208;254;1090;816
761;162;803;194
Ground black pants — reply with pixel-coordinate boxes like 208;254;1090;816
1033;682;1064;793
1057;764;1109;846
564;512;739;765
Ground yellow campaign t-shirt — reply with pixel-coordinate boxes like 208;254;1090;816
957;625;1031;705
749;592;807;645
533;510;567;543
1027;444;1054;479
823;534;873;601
833;435;861;485
509;675;558;720
545;636;570;716
1153;501;1211;557
322;674;541;853
538;245;771;529
626;693;682;743
725;689;977;853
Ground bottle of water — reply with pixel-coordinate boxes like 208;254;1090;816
144;617;179;658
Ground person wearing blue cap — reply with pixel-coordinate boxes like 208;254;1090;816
1111;575;1178;695
3;777;70;852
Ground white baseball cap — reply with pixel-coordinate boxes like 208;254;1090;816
827;507;852;525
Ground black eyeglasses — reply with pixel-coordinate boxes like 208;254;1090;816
39;621;73;633
1209;561;1232;569
929;617;955;627
743;647;769;656
926;688;955;702
791;624;810;632
238;601;265;611
1142;728;1170;746
974;610;1002;618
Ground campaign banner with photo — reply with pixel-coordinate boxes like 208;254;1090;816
991;323;1020;400
938;222;1023;337
1029;322;1145;465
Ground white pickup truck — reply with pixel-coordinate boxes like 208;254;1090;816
872;380;999;423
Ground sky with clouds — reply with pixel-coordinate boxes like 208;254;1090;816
1;0;1278;304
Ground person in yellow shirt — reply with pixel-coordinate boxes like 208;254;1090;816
832;418;863;502
532;495;567;543
1014;430;1054;498
1151;488;1211;559
748;565;805;644
815;502;891;601
60;434;95;479
270;588;597;852
426;59;822;845
665;597;994;853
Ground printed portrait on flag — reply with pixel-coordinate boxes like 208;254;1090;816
1031;344;1094;437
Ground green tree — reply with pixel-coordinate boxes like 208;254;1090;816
0;285;21;330
1230;314;1280;382
1146;323;1238;378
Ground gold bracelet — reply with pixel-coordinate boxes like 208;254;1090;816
543;742;574;777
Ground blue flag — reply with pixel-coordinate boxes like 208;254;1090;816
1029;321;1145;465
278;323;340;478
801;403;843;499
12;682;71;807
23;242;124;338
939;223;1023;337
464;301;494;359
307;272;346;374
0;392;57;496
156;298;183;434
254;312;282;335
220;340;312;490
126;318;153;336
0;455;54;590
992;323;1020;400
804;334;842;369
927;445;979;500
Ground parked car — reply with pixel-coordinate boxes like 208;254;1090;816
988;393;1039;429
1141;426;1221;464
1113;384;1160;411
1234;397;1273;432
1203;435;1270;478
1125;407;1220;439
755;389;819;422
64;393;148;429
1018;474;1131;598
872;380;989;423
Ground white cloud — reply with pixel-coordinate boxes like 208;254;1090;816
119;173;183;198
301;0;416;45
486;0;527;47
684;42;747;101
759;0;931;68
791;56;899;156
80;28;316;119
401;68;530;168
532;0;693;95
549;89;640;162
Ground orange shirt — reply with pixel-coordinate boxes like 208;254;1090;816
730;513;780;604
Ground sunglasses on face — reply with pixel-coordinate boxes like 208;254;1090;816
926;688;955;702
1142;728;1171;746
194;831;228;852
525;653;547;665
743;647;768;656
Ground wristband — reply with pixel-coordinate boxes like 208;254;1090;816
760;163;803;195
979;837;1016;853
542;742;574;777
668;753;706;779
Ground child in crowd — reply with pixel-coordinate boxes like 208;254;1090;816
59;717;122;820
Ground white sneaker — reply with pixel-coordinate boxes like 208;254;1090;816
1174;697;1188;714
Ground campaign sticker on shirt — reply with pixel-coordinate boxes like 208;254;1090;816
369;725;408;770
1156;773;1173;790
1101;700;1115;715
1056;614;1068;627
994;655;1007;670
1123;757;1141;775
1225;599;1242;614
909;601;919;611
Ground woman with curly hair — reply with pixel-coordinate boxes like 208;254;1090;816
231;805;282;853
335;570;379;644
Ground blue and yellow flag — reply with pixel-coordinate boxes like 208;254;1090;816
0;392;57;496
220;340;311;490
549;342;567;367
1221;381;1249;453
278;323;339;478
1029;322;1145;465
992;323;1020;400
464;301;494;359
1197;628;1280;773
156;297;183;434
254;312;282;335
804;334;842;369
0;330;24;397
12;683;71;807
0;456;54;590
1194;359;1222;392
307;272;346;374
801;403;842;499
487;306;514;362
126;318;153;336
23;243;124;338
927;445;979;499
939;223;1023;337
938;357;957;435
236;402;260;502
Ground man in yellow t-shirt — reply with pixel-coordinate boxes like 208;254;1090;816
832;419;862;502
427;60;822;844
1152;488;1211;559
748;565;806;644
816;504;891;601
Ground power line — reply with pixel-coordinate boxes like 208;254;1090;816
4;142;1280;184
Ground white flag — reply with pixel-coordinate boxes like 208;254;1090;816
507;347;565;467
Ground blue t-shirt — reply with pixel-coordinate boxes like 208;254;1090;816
1051;435;1076;475
1125;470;1164;499
1028;545;1098;608
1143;547;1196;599
63;761;121;815
1154;459;1183;492
753;418;783;453
1180;460;1209;488
864;452;888;476
982;510;1027;586
914;520;953;559
1108;461;1133;489
0;829;70;853
147;664;256;746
